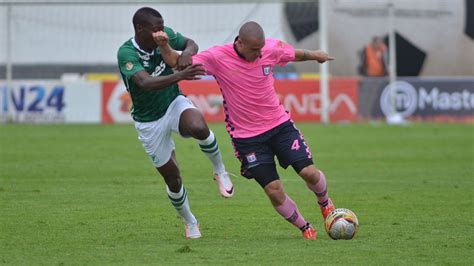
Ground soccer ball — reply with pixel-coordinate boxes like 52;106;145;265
324;208;359;240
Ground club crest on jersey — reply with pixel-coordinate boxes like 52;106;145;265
126;62;133;71
246;152;257;163
278;40;287;49
262;65;271;76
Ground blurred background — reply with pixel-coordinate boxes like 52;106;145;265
0;0;473;124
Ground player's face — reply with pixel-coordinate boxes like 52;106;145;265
138;16;164;49
238;37;265;62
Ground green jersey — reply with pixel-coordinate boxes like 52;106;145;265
117;26;187;122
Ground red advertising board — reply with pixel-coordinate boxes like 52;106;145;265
180;79;358;122
102;79;359;123
102;81;133;124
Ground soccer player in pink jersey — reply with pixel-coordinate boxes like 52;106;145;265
157;21;336;240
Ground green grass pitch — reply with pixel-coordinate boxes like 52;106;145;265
1;122;473;264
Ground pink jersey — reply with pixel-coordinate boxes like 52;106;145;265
193;38;295;138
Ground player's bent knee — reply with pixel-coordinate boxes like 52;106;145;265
298;165;320;184
179;109;209;138
298;164;317;177
185;121;209;139
264;180;286;205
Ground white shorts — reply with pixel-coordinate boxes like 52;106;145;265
134;95;197;168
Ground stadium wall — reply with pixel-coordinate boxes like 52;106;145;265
1;77;473;124
0;0;473;78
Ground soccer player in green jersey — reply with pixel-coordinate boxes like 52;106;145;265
117;7;234;239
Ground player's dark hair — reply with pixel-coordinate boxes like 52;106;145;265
132;7;162;29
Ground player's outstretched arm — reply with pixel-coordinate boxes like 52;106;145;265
132;64;205;91
294;49;335;63
153;31;180;68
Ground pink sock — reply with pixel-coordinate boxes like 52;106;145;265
306;170;329;206
274;195;308;230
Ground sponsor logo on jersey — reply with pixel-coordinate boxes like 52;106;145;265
126;62;133;71
151;60;166;77
262;65;271;76
138;53;150;61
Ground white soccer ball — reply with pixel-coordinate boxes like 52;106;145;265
324;208;359;240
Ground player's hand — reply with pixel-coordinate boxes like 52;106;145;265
177;51;193;71
178;63;206;80
314;50;335;63
152;31;169;47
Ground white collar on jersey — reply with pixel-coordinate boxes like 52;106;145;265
131;37;155;56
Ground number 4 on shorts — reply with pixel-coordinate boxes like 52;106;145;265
291;139;300;151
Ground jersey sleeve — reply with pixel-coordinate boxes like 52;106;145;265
164;26;187;51
117;46;145;79
268;38;295;67
192;49;217;76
